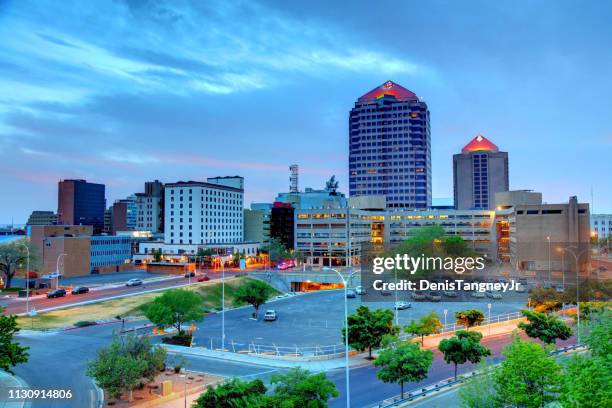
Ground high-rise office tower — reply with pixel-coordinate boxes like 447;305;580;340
453;134;509;210
349;80;431;209
57;179;106;233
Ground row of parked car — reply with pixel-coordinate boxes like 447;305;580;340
46;286;89;298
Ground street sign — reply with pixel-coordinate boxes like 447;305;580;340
29;307;37;317
239;259;246;270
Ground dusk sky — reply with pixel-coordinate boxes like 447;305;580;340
1;0;611;224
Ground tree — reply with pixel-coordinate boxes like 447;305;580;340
235;279;273;318
0;240;37;289
438;330;491;379
343;306;399;359
518;309;572;345
87;336;157;402
193;378;267;408
0;308;29;374
261;238;291;263
528;287;563;313
582;308;612;362
121;334;167;381
454;309;485;330
441;236;475;258
267;368;338;407
560;354;612;408
144;289;204;333
374;343;433;399
404;311;442;347
458;361;497;408
493;338;561;408
152;248;162;262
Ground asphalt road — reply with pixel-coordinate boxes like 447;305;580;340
326;333;577;408
1;270;243;316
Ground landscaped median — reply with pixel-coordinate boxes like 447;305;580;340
16;277;279;331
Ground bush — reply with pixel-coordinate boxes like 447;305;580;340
161;332;192;347
74;320;97;327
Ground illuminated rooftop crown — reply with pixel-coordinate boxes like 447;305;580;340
358;80;419;101
462;134;499;153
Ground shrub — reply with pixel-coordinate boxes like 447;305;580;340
74;320;97;327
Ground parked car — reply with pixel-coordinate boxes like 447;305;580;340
47;288;66;298
412;291;426;301
71;286;89;295
486;290;502;299
276;260;295;270
380;290;392;296
125;278;143;287
426;291;442;302
443;290;458;297
184;271;196;278
263;310;278;321
197;274;210;282
42;272;63;279
471;291;486;298
355;286;366;295
518;278;528;286
515;285;526;293
346;289;357;298
555;285;565;294
394;301;411;310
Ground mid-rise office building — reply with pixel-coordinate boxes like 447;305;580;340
453;134;509;210
349;80;431;209
591;214;612;239
57;179;106;233
109;195;137;234
26;211;58;226
164;177;244;245
136;180;164;233
244;203;271;244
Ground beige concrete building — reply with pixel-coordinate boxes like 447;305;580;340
29;225;93;277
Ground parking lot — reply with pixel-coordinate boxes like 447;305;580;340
193;289;526;351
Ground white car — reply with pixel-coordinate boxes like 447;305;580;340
486;290;502;299
263;310;278;321
394;301;411;310
125;278;143;287
42;272;62;279
471;291;486;298
355;286;367;295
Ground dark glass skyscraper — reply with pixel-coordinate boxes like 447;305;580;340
58;179;106;233
349;81;431;209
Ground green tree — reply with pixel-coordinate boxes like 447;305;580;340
193;378;267;408
0;308;29;374
144;289;204;333
404;311;442;347
152;248;162;262
261;238;291;263
560;354;612;408
0;240;38;289
267;368;338;407
528;287;563;313
493;338;561;408
438;330;491;379
582;308;612;362
343;306;399;359
374;343;433;399
454;309;485;330
441;235;475;258
121;334;167;381
458;361;497;408
518;309;572;345
235;279;273;318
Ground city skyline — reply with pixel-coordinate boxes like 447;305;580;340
2;0;612;224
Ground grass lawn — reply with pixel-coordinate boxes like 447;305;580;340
17;277;280;330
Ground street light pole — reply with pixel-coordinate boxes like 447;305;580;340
323;267;350;408
560;246;590;343
546;236;551;284
221;256;225;351
56;253;67;288
18;242;30;314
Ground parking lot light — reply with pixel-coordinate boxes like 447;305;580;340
322;266;350;408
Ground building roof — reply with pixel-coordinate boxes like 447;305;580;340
462;134;499;153
358;80;418;102
165;181;243;192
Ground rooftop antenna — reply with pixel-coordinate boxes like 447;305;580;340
290;164;299;193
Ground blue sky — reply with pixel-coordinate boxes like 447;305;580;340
1;0;611;224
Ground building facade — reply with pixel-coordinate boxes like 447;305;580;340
57;179;106;233
26;211;58;226
244;203;271;244
453;135;509;210
109;196;137;234
136;180;164;233
349;80;431;209
164;177;244;245
591;214;612;239
90;235;132;272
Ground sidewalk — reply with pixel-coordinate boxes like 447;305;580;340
0;371;29;408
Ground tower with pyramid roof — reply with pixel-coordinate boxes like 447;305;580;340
349;81;431;209
453;134;509;210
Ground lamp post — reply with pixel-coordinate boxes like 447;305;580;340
559;246;590;343
323;267;350;408
546;236;551;285
56;253;67;288
487;303;492;335
557;247;566;290
17;242;30;314
394;267;399;327
443;309;448;329
221;255;225;351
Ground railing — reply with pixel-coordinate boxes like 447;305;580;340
375;343;585;407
